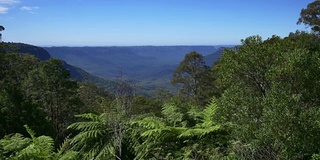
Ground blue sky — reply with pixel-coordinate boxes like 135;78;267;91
0;0;314;46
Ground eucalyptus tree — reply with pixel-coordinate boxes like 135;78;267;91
0;53;53;138
216;34;320;159
0;25;4;42
297;0;320;34
172;51;214;105
22;58;83;143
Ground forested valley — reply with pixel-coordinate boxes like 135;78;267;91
1;1;320;159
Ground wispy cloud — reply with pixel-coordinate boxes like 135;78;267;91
20;6;38;11
0;6;8;14
20;6;39;14
0;0;20;5
0;0;20;14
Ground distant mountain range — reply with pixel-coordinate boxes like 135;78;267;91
7;43;229;95
44;46;226;94
7;43;119;91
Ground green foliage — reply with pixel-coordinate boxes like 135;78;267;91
312;154;320;160
161;102;184;127
54;137;78;160
130;95;162;116
22;58;84;142
0;53;53;138
67;113;114;159
172;51;215;105
217;34;320;159
297;0;320;33
0;125;78;160
4;3;320;159
129;99;229;159
0;25;4;41
78;81;113;114
68;102;132;160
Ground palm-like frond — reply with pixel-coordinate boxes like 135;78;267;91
0;125;56;159
55;136;79;160
161;102;184;126
201;98;218;127
129;99;226;159
0;133;31;157
178;99;221;138
131;116;166;129
68;113;116;159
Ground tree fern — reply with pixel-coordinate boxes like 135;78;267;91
201;98;218;127
54;136;79;160
0;133;31;159
67;113;115;159
129;99;228;159
0;125;56;159
161;102;184;127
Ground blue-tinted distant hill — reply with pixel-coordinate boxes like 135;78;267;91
204;47;235;66
44;46;220;93
6;43;51;61
4;43;119;90
44;46;217;76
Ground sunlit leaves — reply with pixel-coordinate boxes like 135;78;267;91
130;99;227;159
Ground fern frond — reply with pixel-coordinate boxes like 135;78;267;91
57;136;71;155
67;121;106;131
57;150;79;160
162;102;184;126
190;125;221;137
178;99;222;139
55;136;79;160
201;98;218;127
94;143;115;160
1;126;56;159
74;113;105;122
187;105;202;121
132;116;166;129
35;135;55;154
24;125;36;140
68;112;119;159
0;133;31;154
69;129;109;146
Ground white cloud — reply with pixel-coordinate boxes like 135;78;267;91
20;6;39;14
20;6;38;11
0;0;20;14
0;0;20;5
0;6;8;14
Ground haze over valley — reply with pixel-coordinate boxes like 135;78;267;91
44;46;224;93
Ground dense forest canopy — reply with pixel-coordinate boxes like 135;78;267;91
1;1;320;159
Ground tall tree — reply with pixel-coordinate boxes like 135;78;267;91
297;0;320;34
0;53;53;138
22;58;83;142
0;25;4;42
171;51;213;105
216;35;320;159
